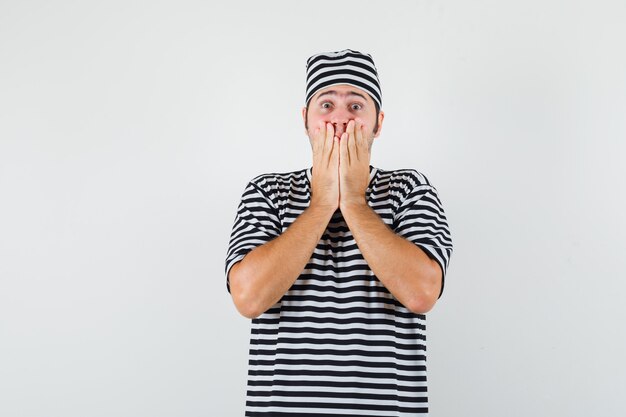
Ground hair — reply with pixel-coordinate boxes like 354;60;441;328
304;100;381;135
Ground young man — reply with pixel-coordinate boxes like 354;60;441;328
225;49;453;416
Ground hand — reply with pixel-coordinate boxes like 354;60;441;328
339;118;371;209
310;121;340;212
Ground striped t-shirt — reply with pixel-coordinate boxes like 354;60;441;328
225;164;453;417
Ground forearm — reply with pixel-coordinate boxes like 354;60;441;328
230;203;335;318
341;201;441;314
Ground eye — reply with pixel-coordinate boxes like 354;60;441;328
321;102;332;109
351;103;363;111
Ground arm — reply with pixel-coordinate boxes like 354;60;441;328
228;203;335;319
229;122;339;318
341;201;442;314
337;119;444;314
228;120;341;319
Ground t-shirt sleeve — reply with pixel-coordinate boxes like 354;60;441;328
392;182;453;298
224;180;281;294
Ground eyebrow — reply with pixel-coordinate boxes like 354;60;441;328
316;90;368;102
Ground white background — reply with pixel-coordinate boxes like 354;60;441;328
1;1;625;416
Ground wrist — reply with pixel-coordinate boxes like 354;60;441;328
339;196;368;211
309;200;339;216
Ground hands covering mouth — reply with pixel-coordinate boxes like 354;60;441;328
309;118;372;212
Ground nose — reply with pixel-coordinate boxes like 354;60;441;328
332;121;347;137
329;105;350;137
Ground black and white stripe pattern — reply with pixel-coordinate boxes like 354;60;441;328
305;49;383;109
225;165;453;416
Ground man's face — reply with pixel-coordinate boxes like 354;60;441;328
302;84;384;151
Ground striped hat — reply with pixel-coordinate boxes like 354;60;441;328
305;49;382;109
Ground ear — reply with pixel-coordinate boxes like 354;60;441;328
302;106;309;136
374;110;385;138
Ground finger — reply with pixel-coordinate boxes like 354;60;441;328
317;119;326;149
359;119;372;157
340;131;349;166
347;119;358;162
325;122;334;163
313;126;321;154
331;136;339;166
325;122;334;144
355;118;364;157
312;120;324;156
318;120;328;154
